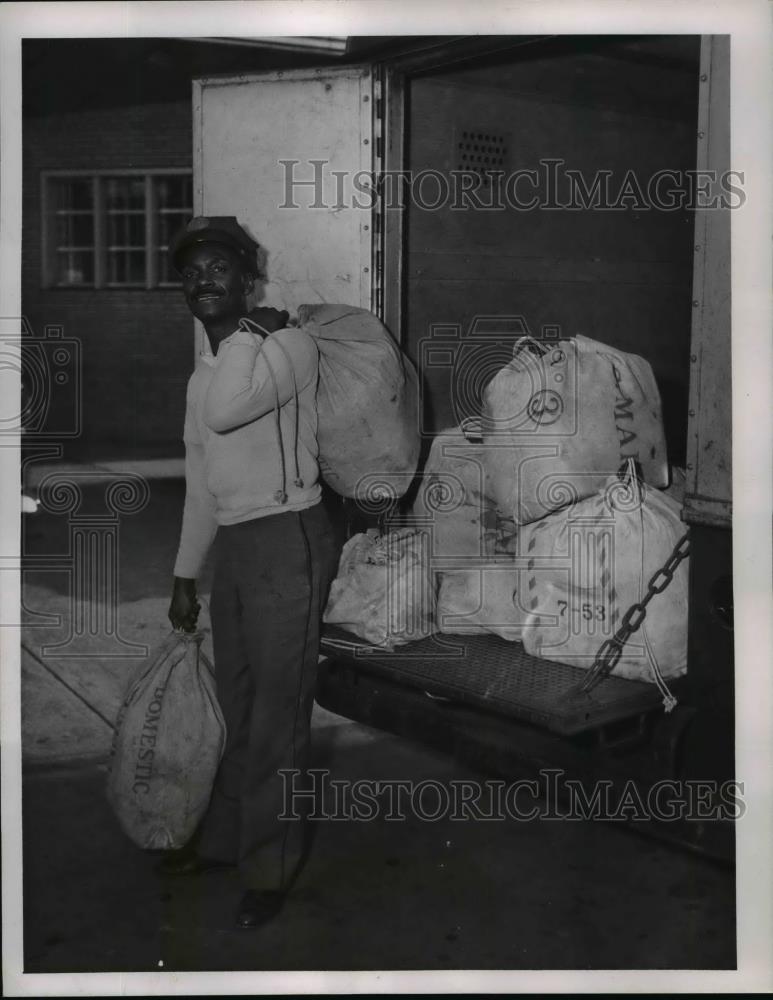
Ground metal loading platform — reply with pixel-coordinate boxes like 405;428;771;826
317;628;737;862
320;626;672;738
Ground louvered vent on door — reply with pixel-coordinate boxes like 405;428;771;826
454;127;511;186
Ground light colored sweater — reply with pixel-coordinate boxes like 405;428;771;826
173;326;321;579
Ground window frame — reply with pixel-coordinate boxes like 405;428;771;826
41;168;193;290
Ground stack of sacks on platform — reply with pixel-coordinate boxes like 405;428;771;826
410;420;525;641
445;331;688;685
416;334;687;683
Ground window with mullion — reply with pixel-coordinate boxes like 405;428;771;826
51;178;95;286
43;172;192;289
105;176;149;287
156;175;193;285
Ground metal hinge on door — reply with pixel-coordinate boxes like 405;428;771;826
371;73;385;319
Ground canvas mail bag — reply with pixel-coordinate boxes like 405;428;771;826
106;630;226;850
482;334;669;526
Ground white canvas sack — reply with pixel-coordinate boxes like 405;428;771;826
410;419;517;562
106;630;226;850
519;466;688;684
412;420;522;641
482;334;669;526
297;304;420;501
435;560;526;641
323;528;436;648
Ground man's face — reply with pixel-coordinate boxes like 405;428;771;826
179;243;253;325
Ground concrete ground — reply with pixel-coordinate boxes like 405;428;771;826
18;471;736;973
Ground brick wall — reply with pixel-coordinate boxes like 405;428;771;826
22;101;194;458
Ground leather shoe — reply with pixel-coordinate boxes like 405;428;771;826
157;847;235;877
235;889;286;929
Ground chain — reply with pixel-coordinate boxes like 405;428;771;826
579;530;691;694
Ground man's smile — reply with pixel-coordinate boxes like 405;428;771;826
178;244;254;341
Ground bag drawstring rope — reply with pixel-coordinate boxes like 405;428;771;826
268;336;304;489
237;317;290;504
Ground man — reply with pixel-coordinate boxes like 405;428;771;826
163;216;339;929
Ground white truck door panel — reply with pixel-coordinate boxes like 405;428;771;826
193;67;376;318
684;36;731;528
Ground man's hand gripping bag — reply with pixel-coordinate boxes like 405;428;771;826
106;631;226;850
297;304;420;501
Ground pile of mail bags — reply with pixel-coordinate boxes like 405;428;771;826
323;333;688;683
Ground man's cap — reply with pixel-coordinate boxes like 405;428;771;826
170;216;260;275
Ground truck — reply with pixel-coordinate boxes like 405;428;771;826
192;33;734;860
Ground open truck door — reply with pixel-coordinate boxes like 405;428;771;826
192;64;405;344
192;34;733;861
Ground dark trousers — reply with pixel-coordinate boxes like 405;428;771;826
197;502;339;891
